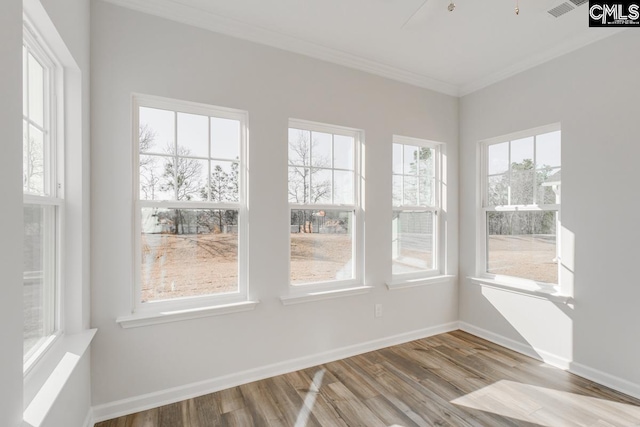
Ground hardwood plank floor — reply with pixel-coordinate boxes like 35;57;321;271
96;331;640;426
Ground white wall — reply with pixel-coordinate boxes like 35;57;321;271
0;0;26;425
90;0;458;408
459;30;640;391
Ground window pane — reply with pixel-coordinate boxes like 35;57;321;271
311;168;332;204
536;131;561;168
209;161;239;202
141;208;239;302
403;176;417;205
511;137;534;165
392;211;434;274
288;128;310;166
334;170;353;205
510;168;534;205
311;132;332;168
288;166;310;203
211;117;240;160
403;145;419;176
290;210;353;284
538;167;560;205
171;157;207;201
139;155;175;201
28;53;45;127
487;174;508;206
419;147;434;176
392;143;403;174
392;175;402;206
177;112;208;158
24;125;45;195
334;135;354;170
24;204;55;359
23;46;27;117
139;107;174;154
418;175;433;206
488;142;509;175
487;211;558;283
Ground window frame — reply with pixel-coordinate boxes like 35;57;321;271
131;94;249;314
391;135;443;280
287;118;364;293
22;21;65;371
477;123;561;288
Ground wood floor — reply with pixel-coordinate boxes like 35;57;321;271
96;331;640;426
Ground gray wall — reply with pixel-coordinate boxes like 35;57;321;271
90;0;459;407
0;0;26;425
459;30;640;389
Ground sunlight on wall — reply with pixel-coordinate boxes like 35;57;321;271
452;380;640;426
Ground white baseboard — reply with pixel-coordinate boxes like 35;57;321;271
459;321;640;401
459;321;572;370
82;408;93;427
92;321;459;423
570;361;640;401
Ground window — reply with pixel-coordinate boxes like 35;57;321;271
392;136;441;277
133;95;247;310
23;30;62;364
480;126;561;285
288;119;362;288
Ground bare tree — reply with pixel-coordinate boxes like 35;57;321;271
23;134;44;193
288;130;331;232
139;125;160;200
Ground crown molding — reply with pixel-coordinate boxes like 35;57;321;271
99;0;627;98
459;28;626;96
100;0;460;96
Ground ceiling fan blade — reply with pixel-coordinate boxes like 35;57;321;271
402;0;442;29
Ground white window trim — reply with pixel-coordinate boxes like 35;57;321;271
22;14;65;374
390;135;444;286
127;94;254;320
285;118;365;298
22;0;96;416
476;123;563;292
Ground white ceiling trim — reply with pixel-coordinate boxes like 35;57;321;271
459;28;626;97
101;0;460;96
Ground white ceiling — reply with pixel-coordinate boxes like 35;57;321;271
103;0;622;96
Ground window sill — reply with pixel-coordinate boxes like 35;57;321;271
468;276;573;304
116;300;260;328
280;285;373;306
386;274;455;290
23;329;97;427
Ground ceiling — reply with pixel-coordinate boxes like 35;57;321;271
102;0;622;96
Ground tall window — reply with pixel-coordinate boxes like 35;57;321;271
288;119;362;287
392;137;441;277
481;126;561;284
23;32;61;363
133;95;247;309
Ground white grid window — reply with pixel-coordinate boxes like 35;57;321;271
23;30;62;364
133;95;248;311
480;125;561;285
288;119;363;288
392;136;441;277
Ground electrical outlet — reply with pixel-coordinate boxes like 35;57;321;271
374;304;383;318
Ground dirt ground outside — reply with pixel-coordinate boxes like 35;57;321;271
139;232;558;302
487;235;557;284
141;232;354;301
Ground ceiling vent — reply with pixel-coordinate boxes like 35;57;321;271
568;0;588;5
548;2;575;17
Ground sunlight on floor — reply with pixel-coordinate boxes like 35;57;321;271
295;369;325;427
451;380;640;426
